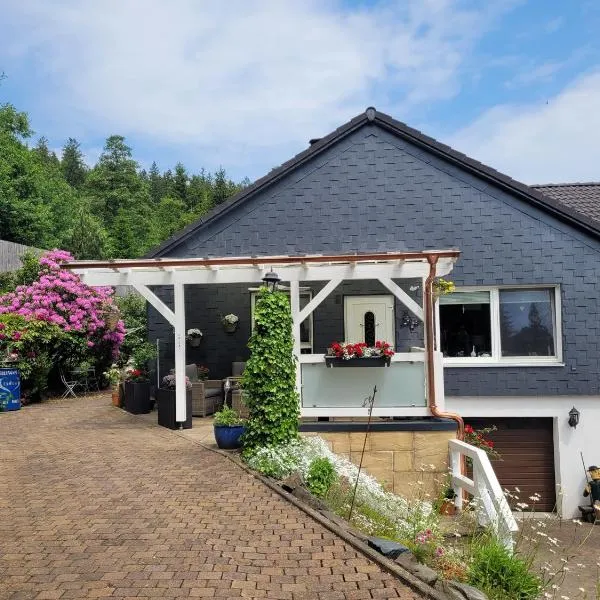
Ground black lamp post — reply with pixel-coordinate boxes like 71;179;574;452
568;406;580;429
262;270;281;291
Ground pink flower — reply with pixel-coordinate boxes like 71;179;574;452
12;331;22;341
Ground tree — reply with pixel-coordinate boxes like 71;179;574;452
86;135;149;223
111;206;156;258
64;205;112;259
148;161;163;204
61;137;87;188
152;196;188;241
33;137;59;167
173;162;188;206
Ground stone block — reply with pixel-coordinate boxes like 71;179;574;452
393;472;439;501
369;431;414;452
393;451;413;472
350;451;393;488
414;431;454;472
349;432;372;451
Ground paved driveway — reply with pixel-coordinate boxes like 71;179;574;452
0;395;419;599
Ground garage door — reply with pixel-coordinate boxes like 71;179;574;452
466;418;556;512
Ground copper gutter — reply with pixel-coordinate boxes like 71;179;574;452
62;250;461;271
424;254;465;440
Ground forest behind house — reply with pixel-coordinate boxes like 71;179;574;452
0;102;248;260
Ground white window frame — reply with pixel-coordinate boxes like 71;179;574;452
437;285;563;367
250;289;314;353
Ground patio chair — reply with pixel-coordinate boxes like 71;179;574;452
182;364;223;417
60;370;83;398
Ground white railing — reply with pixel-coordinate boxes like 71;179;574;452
449;439;519;552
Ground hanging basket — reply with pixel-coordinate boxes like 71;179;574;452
188;337;202;347
223;322;238;334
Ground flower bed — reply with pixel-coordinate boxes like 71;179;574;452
243;436;554;600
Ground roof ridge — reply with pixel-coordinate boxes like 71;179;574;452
533;182;600;188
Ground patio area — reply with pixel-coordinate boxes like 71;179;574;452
0;394;421;599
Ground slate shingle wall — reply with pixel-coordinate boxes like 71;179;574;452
148;125;600;396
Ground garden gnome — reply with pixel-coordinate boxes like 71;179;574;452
583;465;600;519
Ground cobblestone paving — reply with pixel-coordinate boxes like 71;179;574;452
0;395;421;599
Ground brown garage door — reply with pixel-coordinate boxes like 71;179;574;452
466;418;556;512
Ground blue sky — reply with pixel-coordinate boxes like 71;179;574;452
2;1;599;184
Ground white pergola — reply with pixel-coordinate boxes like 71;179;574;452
65;250;459;424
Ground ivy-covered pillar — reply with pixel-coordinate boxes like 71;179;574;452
289;280;302;400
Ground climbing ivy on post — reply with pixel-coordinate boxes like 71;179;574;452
241;287;299;450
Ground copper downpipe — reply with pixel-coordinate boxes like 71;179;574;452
424;255;465;441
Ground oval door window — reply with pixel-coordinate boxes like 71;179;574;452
364;311;375;346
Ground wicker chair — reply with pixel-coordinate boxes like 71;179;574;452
185;365;223;417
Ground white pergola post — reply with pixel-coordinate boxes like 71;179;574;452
173;283;187;423
289;280;302;397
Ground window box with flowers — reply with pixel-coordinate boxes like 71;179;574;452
156;374;193;430
221;313;239;334
123;367;152;414
186;328;203;347
325;341;394;368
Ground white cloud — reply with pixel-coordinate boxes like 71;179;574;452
2;0;514;174
449;71;600;184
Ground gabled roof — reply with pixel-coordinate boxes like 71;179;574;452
533;183;600;228
148;108;600;257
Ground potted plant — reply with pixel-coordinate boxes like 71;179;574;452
122;367;152;414
103;364;122;407
186;328;203;347
325;340;394;367
213;406;246;450
197;365;210;380
438;486;458;516
221;313;239;334
156;374;193;430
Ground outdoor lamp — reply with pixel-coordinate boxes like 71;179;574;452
400;310;419;332
568;406;580;429
262;270;281;291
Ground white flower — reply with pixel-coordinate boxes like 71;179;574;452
186;328;203;337
222;314;239;324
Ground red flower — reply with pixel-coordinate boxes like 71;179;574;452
486;441;494;448
464;424;474;434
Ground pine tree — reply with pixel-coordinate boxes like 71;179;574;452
61;138;87;188
173;162;188;206
148;161;162;204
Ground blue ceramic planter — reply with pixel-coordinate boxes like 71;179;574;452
214;425;246;450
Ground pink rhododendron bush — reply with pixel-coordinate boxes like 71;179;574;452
0;250;125;401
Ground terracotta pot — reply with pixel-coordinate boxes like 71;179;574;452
111;388;120;407
439;499;457;516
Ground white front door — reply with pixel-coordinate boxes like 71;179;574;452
344;295;395;347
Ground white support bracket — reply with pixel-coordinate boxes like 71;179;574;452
132;284;176;326
377;277;424;321
295;279;342;325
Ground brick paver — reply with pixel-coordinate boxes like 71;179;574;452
0;395;421;599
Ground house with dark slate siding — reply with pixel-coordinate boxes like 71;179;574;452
146;108;600;517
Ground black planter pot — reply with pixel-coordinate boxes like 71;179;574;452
123;381;152;414
325;356;391;368
156;388;192;430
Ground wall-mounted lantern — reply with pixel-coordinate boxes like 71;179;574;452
400;310;419;332
568;406;580;429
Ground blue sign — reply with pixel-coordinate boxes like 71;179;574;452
0;368;21;411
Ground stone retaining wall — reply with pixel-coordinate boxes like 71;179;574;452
302;428;456;499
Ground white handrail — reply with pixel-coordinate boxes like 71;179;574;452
449;439;519;552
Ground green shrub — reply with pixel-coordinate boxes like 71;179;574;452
467;534;541;600
241;288;299;449
242;440;306;479
306;457;337;498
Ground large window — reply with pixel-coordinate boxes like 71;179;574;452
439;287;561;365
